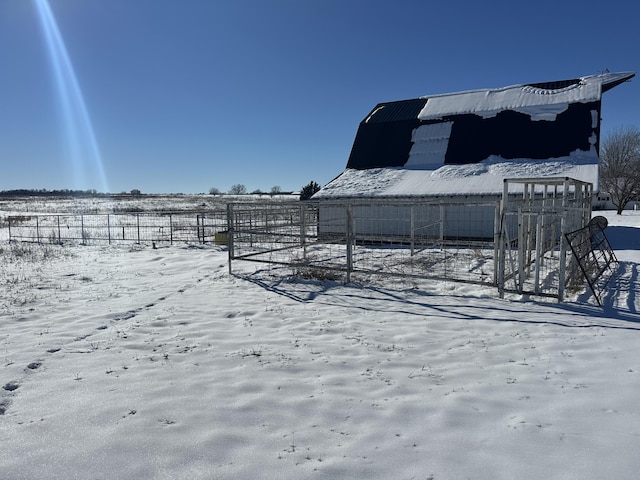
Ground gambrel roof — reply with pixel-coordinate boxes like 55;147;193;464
316;72;635;198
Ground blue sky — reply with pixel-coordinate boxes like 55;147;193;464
0;0;638;194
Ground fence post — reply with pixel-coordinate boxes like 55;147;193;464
534;215;542;295
227;203;234;275
36;216;40;244
107;214;111;244
346;204;354;283
517;208;524;293
439;204;445;242
198;214;205;244
57;215;61;244
558;213;567;302
170;214;173;245
497;220;505;298
136;214;140;244
410;206;415;256
300;204;307;261
493;200;501;287
7;217;11;242
81;215;85;244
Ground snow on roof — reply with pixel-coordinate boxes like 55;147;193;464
315;150;599;198
418;72;634;121
317;72;634;199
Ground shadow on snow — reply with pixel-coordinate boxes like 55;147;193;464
235;262;640;332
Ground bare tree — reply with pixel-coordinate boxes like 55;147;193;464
228;184;247;195
209;187;221;195
270;185;281;196
599;126;640;214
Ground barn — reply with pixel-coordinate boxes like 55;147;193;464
314;71;635;241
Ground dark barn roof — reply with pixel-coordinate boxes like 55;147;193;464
346;72;635;170
316;72;635;198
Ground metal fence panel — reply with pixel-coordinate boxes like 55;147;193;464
8;212;228;246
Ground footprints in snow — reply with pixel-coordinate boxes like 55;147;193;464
1;278;208;417
3;380;20;391
1;359;46;415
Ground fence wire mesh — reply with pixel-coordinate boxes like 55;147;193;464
7;181;602;303
8;211;228;246
229;179;596;302
228;200;499;287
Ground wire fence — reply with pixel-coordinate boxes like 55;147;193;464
7;181;614;304
227;178;602;303
7;211;228;246
227;199;501;290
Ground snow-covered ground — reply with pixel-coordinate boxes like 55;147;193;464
1;207;639;480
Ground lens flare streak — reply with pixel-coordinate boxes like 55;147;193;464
34;0;108;192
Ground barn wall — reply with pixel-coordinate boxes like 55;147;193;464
318;198;500;243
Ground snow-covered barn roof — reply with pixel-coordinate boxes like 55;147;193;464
316;71;635;198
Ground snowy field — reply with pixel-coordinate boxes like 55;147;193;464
1;200;640;479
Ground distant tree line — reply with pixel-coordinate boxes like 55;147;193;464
0;188;106;197
209;181;322;200
0;188;146;197
2;181;324;199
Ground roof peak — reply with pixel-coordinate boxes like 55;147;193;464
419;71;635;100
